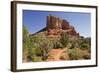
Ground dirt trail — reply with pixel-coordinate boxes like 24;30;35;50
47;48;69;61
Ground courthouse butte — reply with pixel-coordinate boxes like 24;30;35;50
46;15;79;38
33;15;79;38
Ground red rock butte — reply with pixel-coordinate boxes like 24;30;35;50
46;15;79;37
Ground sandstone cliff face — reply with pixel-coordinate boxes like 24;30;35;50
46;15;79;37
46;15;62;29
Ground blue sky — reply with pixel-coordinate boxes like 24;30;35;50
23;10;91;37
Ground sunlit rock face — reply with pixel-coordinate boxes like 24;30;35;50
46;15;79;37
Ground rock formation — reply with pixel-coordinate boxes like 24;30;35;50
31;15;79;37
46;15;62;29
46;15;79;37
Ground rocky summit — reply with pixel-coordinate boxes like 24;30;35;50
46;15;79;37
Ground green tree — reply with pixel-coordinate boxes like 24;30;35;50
52;41;63;49
30;32;54;61
59;32;69;48
79;37;91;51
68;48;83;60
23;26;32;62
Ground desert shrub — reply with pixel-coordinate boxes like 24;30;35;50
79;37;91;51
59;32;69;48
68;42;75;49
68;48;83;60
68;48;91;60
53;41;63;49
31;56;42;62
23;26;33;62
35;47;42;56
38;38;54;60
30;32;54;61
82;52;91;59
80;43;89;50
68;37;91;51
68;37;81;49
